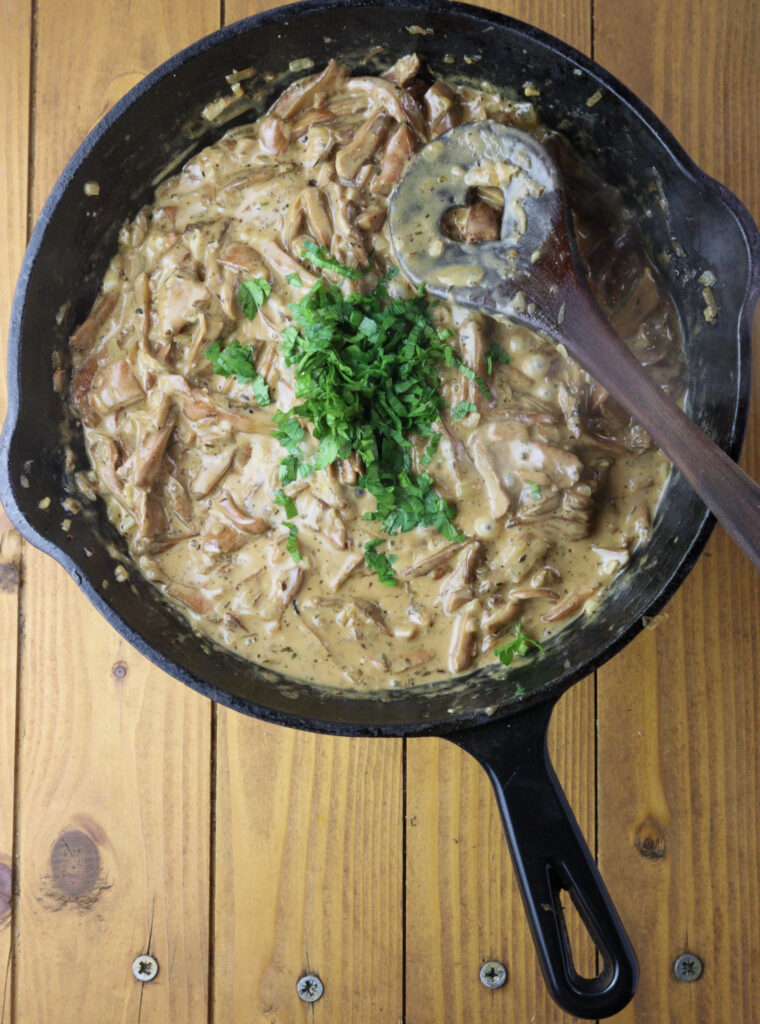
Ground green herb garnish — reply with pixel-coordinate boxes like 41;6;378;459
452;401;478;420
529;482;542;499
444;348;494;400
251;375;271;407
206;339;271;405
285;522;302;563
364;539;398;586
274;488;298;520
272;248;464;541
494;623;545;667
271;411;306;452
486;342;512;376
420;433;441;467
301;239;365;280
286;272;304;287
238;277;271;319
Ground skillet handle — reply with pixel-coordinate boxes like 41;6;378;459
450;700;638;1020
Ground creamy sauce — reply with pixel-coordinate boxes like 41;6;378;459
68;56;684;690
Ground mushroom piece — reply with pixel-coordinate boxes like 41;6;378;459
345;77;425;136
302;186;334;247
405;540;467;578
542;588;595;623
155;276;210;338
440;541;481;614
335;112;391;182
135;490;169;541
423;80;462;137
166;583;215;617
89;359;144;415
189;447;236;499
69;291;117;352
201;519;248;554
464;201;501;243
448;600;481;674
382;53;421;85
259;114;292;154
271;60;348;119
218;494;267;534
471;440;510;521
217;242;269;277
299;493;347;550
71;352;103;427
260;240;318;287
133;410;178;489
370;123;417;197
263;567;306;632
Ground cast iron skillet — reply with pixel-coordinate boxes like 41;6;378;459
2;1;759;1017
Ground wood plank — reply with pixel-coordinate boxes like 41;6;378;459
213;6;403;1022
595;1;760;1020
0;0;32;1016
214;719;403;1022
404;3;595;1021
406;677;597;1024
13;2;217;1022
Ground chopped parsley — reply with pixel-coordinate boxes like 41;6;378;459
238;277;271;319
529;481;542;499
486;342;512;376
445;350;493;399
301;238;365;280
206;339;271;405
452;401;478;420
420;433;441;467
494;623;545;667
364;539;398;586
273;488;298;519
286;272;304;287
250;375;271;407
272;244;465;542
271;411;306;453
284;522;302;563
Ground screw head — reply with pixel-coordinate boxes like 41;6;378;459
296;974;324;1002
673;953;703;982
480;960;508;989
132;954;158;982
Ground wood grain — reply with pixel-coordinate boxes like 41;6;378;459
2;2;759;1023
595;1;760;1021
212;7;403;1023
404;3;596;1022
12;1;216;1022
214;719;403;1022
406;677;597;1024
0;0;31;1017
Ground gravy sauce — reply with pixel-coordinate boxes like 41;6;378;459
68;56;685;690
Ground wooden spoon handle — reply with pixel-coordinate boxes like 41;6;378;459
563;289;760;571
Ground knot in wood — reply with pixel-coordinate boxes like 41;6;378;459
50;829;101;897
634;815;666;859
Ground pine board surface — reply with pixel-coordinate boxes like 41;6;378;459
0;2;757;1022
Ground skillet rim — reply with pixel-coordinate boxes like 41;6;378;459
2;0;759;737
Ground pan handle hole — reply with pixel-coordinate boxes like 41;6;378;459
558;885;601;981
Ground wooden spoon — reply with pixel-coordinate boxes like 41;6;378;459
389;121;760;571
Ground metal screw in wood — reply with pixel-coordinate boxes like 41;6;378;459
480;960;508;989
296;974;324;1002
132;954;158;982
673;953;703;982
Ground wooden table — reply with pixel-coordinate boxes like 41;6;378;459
1;1;759;1020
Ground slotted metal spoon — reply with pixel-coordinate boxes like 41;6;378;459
389;121;760;570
